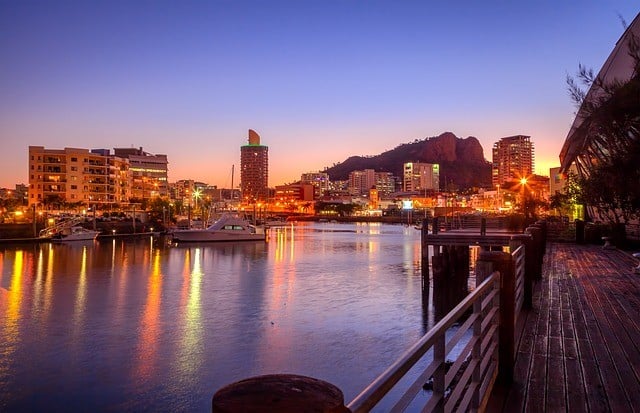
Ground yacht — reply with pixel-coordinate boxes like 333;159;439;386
170;213;265;243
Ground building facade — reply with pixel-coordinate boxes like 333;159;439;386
492;135;534;187
301;172;330;198
28;146;167;207
113;147;169;201
240;129;269;201
403;162;439;192
28;146;132;207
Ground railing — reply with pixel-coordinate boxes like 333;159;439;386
512;245;525;329
347;272;501;413
39;216;86;238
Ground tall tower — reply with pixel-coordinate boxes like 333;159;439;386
240;129;269;201
492;135;534;186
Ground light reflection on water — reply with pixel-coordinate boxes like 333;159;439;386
0;222;428;412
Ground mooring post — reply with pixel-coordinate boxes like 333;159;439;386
476;250;514;385
212;374;348;413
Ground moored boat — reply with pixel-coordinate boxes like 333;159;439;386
51;226;100;242
170;213;265;242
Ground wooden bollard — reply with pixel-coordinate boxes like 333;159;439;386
476;251;515;385
212;374;348;413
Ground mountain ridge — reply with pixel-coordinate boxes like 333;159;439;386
323;132;492;189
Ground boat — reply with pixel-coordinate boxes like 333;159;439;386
170;213;266;243
51;225;100;242
40;216;100;242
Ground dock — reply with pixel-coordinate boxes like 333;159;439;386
489;242;640;412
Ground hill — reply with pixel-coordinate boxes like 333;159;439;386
323;132;492;189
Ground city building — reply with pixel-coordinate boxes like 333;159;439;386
403;162;440;192
301;172;330;198
491;135;534;187
240;129;269;201
113;147;168;201
28;146;132;207
374;172;397;197
348;169;376;196
274;183;315;203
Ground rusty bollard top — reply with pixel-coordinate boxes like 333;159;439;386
212;374;349;413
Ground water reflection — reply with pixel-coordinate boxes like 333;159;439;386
0;224;426;411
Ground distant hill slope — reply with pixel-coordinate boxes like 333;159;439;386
323;132;492;189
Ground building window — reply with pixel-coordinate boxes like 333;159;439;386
71;185;77;190
71;157;77;162
71;166;77;171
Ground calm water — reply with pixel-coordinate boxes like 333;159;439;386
0;222;431;412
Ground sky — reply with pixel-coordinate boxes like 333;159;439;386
0;1;638;189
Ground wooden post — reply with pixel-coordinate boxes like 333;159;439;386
433;216;439;234
212;374;347;413
480;217;486;236
421;218;430;306
476;250;514;385
32;204;37;238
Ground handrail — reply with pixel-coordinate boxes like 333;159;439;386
347;271;500;413
512;244;525;328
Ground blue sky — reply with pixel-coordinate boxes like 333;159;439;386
0;1;638;188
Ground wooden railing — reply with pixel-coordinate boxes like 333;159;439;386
511;244;525;330
347;272;501;413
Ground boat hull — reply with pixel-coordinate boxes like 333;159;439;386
171;231;265;243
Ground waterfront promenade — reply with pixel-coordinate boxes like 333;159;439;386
489;242;640;412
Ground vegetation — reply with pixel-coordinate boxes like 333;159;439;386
566;29;640;224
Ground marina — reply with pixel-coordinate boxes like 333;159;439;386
0;221;427;412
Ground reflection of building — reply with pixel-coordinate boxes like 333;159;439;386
492;135;534;186
113;147;168;201
403;162;439;192
240;129;269;201
28;146;132;207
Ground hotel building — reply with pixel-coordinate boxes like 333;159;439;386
240;129;269;201
491;135;534;187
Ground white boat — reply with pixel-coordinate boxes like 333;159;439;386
170;213;266;243
40;217;100;242
51;226;100;242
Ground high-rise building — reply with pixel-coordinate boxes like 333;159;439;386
403;162;440;192
240;129;269;201
113;147;169;201
492;135;534;186
28;146;131;207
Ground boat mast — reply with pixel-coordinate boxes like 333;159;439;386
231;164;234;200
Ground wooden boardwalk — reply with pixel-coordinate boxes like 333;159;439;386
489;242;640;412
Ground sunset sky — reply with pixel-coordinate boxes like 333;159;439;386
1;1;637;189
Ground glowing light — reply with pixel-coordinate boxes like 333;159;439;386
520;177;528;185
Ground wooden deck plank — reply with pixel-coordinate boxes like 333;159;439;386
491;243;640;413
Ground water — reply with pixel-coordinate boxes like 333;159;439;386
0;222;430;412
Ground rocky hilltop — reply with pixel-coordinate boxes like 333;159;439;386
324;132;492;189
